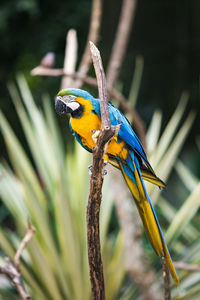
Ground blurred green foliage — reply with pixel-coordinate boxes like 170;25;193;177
0;76;199;299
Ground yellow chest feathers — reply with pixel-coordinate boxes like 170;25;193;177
70;97;101;149
70;97;128;160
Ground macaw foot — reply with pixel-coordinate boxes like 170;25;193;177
103;161;108;175
88;161;108;177
88;165;93;177
91;129;100;144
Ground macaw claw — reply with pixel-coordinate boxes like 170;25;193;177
88;161;108;177
103;169;107;176
91;129;100;143
88;165;93;177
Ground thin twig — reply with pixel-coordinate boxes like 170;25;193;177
162;257;171;300
0;224;35;300
87;41;114;300
174;261;200;272
14;223;35;271
0;258;31;300
106;0;137;89
75;0;102;88
31;66;64;76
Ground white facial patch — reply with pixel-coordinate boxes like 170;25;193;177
58;94;80;112
66;101;80;111
59;95;77;104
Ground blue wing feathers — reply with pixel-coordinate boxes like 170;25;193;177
91;98;148;159
108;104;154;169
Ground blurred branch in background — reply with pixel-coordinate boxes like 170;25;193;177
74;0;102;88
61;29;78;89
106;0;137;89
174;262;200;272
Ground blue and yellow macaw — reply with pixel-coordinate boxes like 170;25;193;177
55;88;179;285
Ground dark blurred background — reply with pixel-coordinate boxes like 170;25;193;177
0;0;199;167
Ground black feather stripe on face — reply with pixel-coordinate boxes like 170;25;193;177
71;105;84;118
55;96;84;117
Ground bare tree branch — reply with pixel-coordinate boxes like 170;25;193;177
87;42;114;300
162;257;171;300
31;66;64;76
75;0;102;88
0;258;31;300
0;224;35;300
106;0;137;89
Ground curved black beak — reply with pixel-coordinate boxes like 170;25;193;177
55;97;73;115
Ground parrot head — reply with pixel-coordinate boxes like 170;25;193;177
55;88;95;117
55;90;81;116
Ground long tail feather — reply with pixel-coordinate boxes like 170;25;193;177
109;157;166;189
141;168;166;189
118;158;179;285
